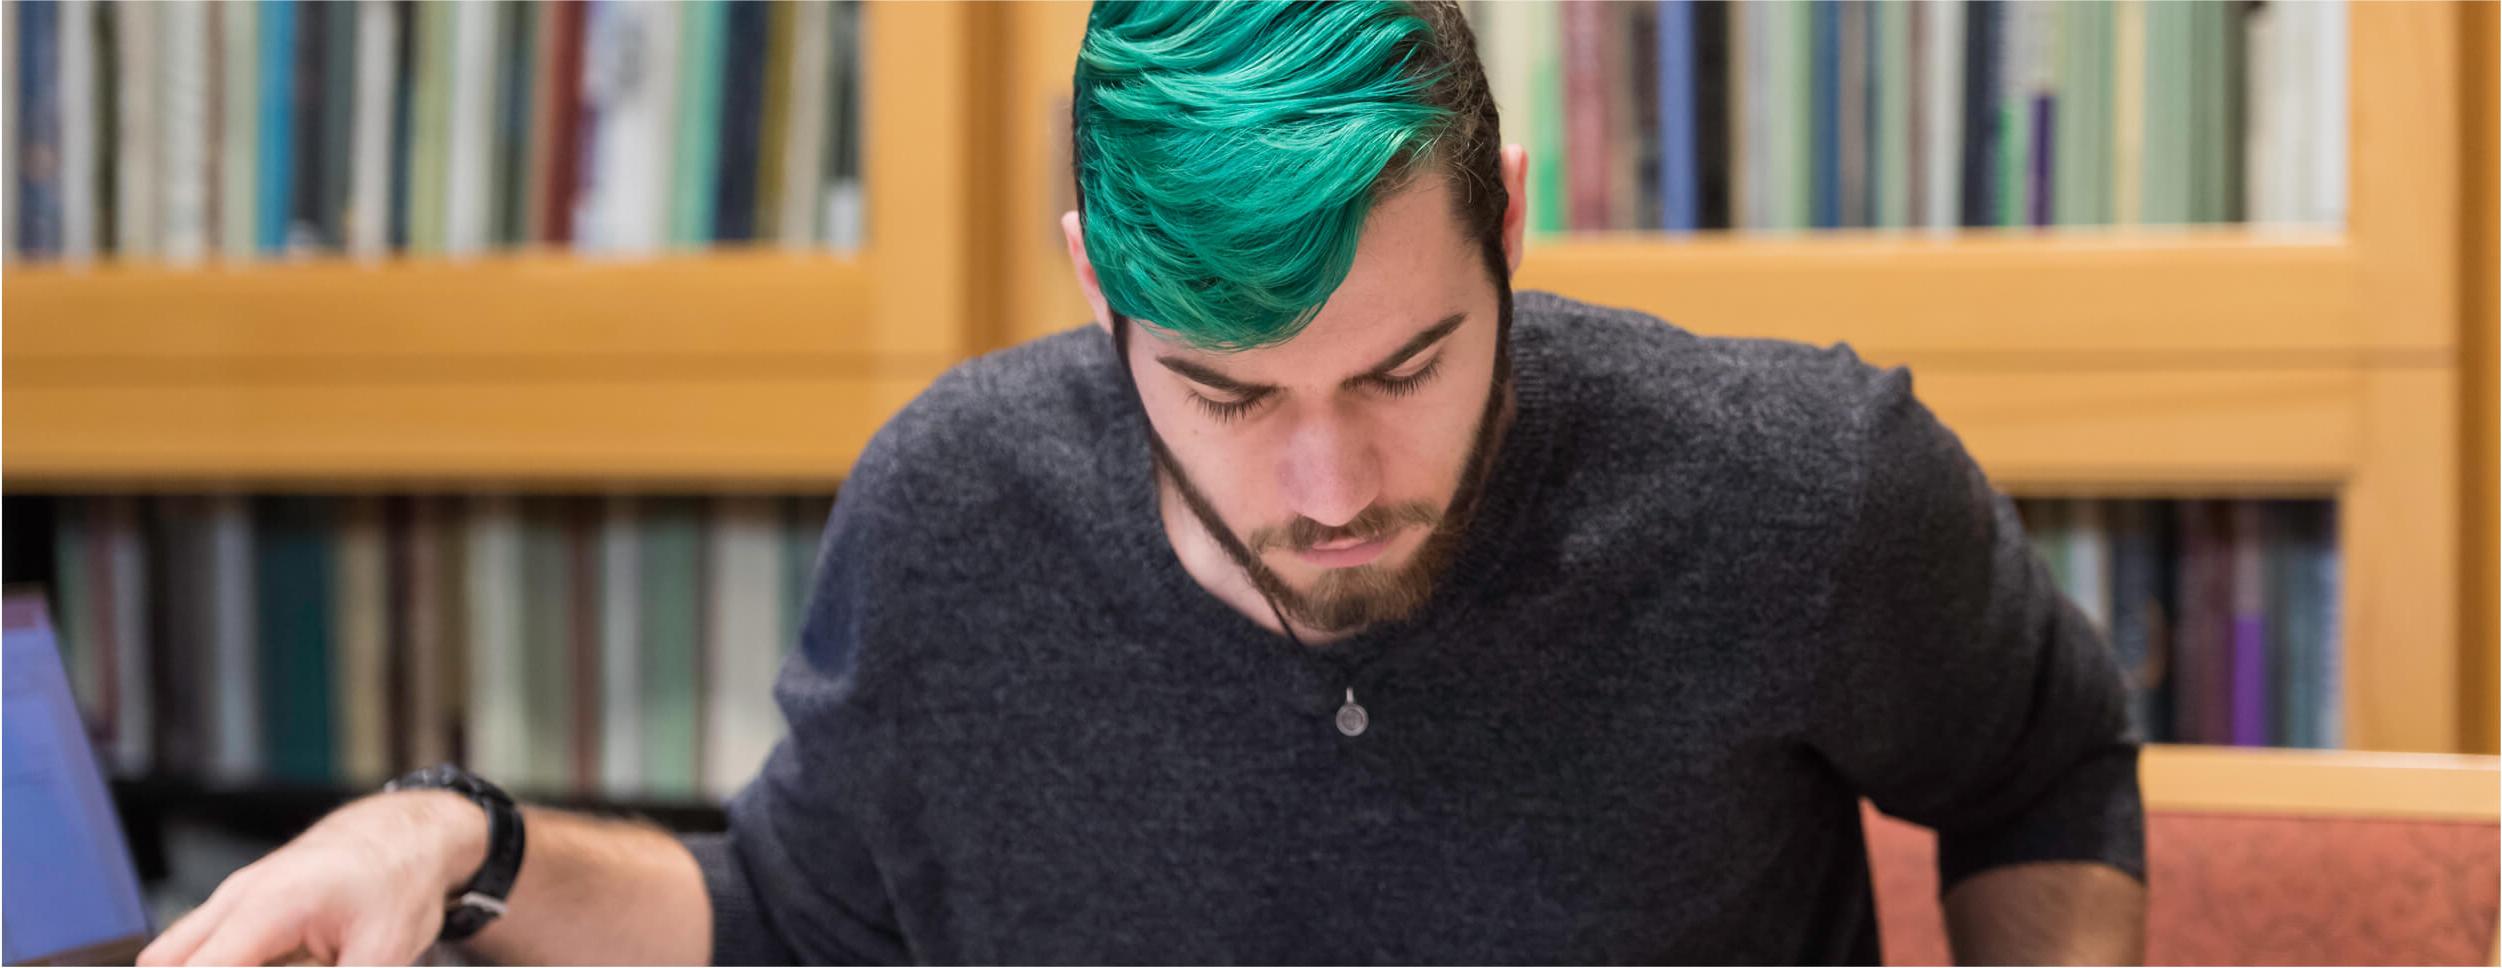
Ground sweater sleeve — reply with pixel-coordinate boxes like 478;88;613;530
679;426;923;965
1807;360;2147;891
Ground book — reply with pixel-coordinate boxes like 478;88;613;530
2139;0;2192;224
204;494;263;783
1915;0;1961;231
776;0;828;248
519;498;579;795
2227;501;2269;746
348;0;396;258
1872;0;1909;231
670;0;726;249
638;497;705;800
580;0;681;255
256;496;333;784
333;496;390;786
1809;0;1839;230
490;0;534;248
1692;0;1729;231
1957;0;1997;227
822;0;863;249
4;0;20;260
158;1;211;263
464;496;528;789
599;495;644;796
712;0;768;243
57;0;95;260
115;0;159;258
1526;1;1564;234
703;496;784;799
753;0;795;241
442;0;498;255
2111;0;2145;227
539;0;585;246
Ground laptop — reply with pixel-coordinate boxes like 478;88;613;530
4;593;153;965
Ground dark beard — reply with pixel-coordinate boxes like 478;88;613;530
1116;281;1515;638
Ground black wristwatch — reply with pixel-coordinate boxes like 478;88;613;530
385;763;525;943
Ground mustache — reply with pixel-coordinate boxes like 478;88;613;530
1245;501;1442;556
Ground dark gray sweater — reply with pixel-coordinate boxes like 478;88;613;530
681;292;2144;965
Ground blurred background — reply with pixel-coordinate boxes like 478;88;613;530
0;0;2495;963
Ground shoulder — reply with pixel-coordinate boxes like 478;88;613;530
1513;290;1919;514
845;325;1128;532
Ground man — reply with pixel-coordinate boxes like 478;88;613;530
139;2;2145;964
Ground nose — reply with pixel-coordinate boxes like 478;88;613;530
1276;406;1380;529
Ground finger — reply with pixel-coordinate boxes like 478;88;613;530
183;907;304;968
137;890;239;966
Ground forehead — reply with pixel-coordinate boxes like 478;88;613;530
1140;174;1483;368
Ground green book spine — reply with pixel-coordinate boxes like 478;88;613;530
1529;2;1566;234
255;497;336;785
409;0;455;253
1873;0;1911;230
2139;0;2192;224
2053;1;2091;226
670;0;728;248
638;498;705;799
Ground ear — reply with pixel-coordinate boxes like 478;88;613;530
1062;210;1115;334
1499;143;1528;276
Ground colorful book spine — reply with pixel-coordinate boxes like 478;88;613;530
1657;0;1697;232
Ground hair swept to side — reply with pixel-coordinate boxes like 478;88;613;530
1071;0;1505;352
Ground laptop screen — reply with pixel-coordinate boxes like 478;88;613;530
3;594;151;965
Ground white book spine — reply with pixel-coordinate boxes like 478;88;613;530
158;0;211;266
443;0;497;256
1918;0;1962;232
581;0;681;255
466;497;528;787
348;0;398;260
599;496;644;797
777;0;830;249
2303;0;2348;226
220;0;258;260
116;1;160;259
703;497;786;801
208;494;262;783
59;0;96;261
2066;501;2113;635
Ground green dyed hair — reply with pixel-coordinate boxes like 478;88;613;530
1072;0;1505;351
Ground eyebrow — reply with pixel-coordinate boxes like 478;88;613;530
1154;311;1469;397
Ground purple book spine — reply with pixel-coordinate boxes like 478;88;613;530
2231;614;2268;745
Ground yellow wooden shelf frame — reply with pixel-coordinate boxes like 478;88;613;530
0;3;2481;753
6;1;982;488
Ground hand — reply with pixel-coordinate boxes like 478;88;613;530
137;790;489;967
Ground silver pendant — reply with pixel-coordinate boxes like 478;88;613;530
1335;688;1368;737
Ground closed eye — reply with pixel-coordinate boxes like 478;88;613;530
1364;355;1444;398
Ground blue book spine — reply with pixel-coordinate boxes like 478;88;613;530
1959;0;2000;227
257;0;298;255
1659;0;1697;232
16;0;63;258
1809;0;1839;229
711;0;767;243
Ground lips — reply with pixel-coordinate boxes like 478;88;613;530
1294;534;1392;569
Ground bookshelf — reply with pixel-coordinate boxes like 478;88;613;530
2;3;2490;755
5;1;980;489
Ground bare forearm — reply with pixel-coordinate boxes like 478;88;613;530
436;801;713;966
1942;861;2146;966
